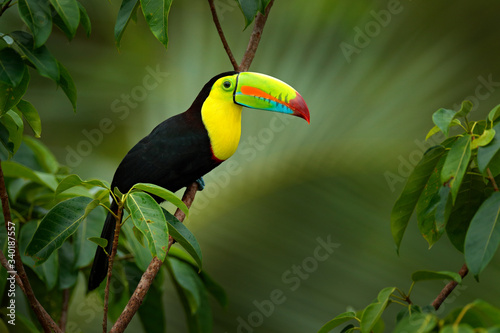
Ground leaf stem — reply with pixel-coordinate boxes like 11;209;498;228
487;168;499;192
453;303;473;326
0;0;13;17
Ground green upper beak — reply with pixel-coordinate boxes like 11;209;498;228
233;72;310;123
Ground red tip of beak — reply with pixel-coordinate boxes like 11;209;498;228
290;92;310;124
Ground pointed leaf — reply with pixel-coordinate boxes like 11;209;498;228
0;48;25;86
23;136;59;174
478;123;500;173
10;31;59;82
78;2;91;37
57;61;77;112
472;129;496;149
411;270;461;283
74;207;104;269
140;0;172;49
0;67;29;114
200;270;227;308
167;257;203;315
0;109;24;155
16;99;41;137
318;311;357;333
391;146;445;252
456;100;473;118
25;196;93;264
121;221;152;271
125;191;169;261
163;208;201;269
132;183;188;217
360;287;395;333
236;0;260;27
115;0;140;48
465;192;500;276
49;0;80;39
87;237;108;249
432;108;456;137
441;135;472;203
488;104;500;123
18;0;52;48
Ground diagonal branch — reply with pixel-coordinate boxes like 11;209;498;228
208;0;239;71
0;161;62;333
432;263;469;310
238;0;275;71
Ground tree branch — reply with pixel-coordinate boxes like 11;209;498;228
432;263;469;310
0;161;62;333
238;0;275;71
103;203;124;333
59;288;70;331
110;182;199;333
208;0;239;71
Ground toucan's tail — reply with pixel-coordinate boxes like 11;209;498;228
88;201;119;291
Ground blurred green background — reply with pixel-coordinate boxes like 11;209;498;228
4;0;500;331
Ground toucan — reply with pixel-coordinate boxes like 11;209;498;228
88;71;310;290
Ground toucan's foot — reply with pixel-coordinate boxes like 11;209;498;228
195;177;205;191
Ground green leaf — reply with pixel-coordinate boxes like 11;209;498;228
1;160;58;190
432;108;457;137
0;109;24;155
18;0;52;48
10;31;60;82
132;183;189;217
456;100;473;118
74;207;104;269
200;270;227;308
488;104;500;123
78;2;91;37
23;136;59;174
464;192;500;276
441;135;472;203
318;311;357;333
58;241;78;289
115;0;140;48
426;125;441;141
163;208;202;270
25;196;93;264
468;300;500;326
0;67;29;114
0;48;25;86
140;0;172;50
411;270;461;283
56;174;109;196
391;146;446;253
472;129;496;149
446;173;486;253
360;287;395;333
478;123;500;174
16;99;41;137
167;257;202;315
125;191;169;261
87;237;107;249
236;0;264;27
393;313;437;333
57;61;77;112
0;122;13;153
49;0;80;39
121;221;152;271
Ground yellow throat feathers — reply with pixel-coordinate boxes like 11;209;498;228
201;84;243;161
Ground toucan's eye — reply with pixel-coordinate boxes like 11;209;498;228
222;80;232;90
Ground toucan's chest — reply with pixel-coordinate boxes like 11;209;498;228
201;95;243;161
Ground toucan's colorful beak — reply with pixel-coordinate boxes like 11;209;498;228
234;72;310;123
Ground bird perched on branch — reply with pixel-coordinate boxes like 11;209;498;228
88;71;310;290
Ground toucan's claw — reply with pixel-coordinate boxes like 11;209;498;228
195;177;205;191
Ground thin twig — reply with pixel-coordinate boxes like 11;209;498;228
103;204;124;333
432;263;469;310
238;0;275;71
487;168;499;192
109;182;199;333
0;0;13;17
208;0;239;70
0;161;62;333
59;288;70;331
